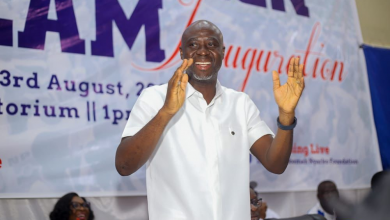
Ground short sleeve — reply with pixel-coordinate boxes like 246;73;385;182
245;94;275;149
121;87;164;138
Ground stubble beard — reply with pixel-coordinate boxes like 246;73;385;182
192;73;214;81
190;67;217;82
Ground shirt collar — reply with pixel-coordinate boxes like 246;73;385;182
316;202;335;219
186;82;197;99
186;80;224;100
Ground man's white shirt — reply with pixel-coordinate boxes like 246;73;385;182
122;81;274;220
308;202;336;220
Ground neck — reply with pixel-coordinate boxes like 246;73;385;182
189;78;217;104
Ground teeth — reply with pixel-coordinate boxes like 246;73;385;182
195;62;211;65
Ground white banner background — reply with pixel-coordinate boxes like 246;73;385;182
0;0;382;198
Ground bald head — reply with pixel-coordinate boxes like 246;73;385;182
181;20;223;44
317;180;338;195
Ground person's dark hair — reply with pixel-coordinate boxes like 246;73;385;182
371;170;389;190
317;180;336;193
49;192;95;220
250;181;258;190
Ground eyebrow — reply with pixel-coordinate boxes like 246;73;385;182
186;37;219;42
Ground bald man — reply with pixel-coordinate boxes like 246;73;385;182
308;180;339;220
116;20;305;220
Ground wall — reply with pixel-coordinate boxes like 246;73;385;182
355;0;390;47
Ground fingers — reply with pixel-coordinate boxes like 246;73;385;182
299;63;304;88
289;57;305;87
288;58;294;77
172;59;189;84
180;73;188;90
177;59;188;72
186;58;194;69
293;57;299;77
298;63;303;79
172;58;193;89
272;70;280;90
170;59;187;84
179;58;193;88
177;58;193;73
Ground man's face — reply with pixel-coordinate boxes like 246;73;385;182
318;183;339;215
180;22;225;82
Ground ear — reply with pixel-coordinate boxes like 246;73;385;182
180;47;183;60
222;44;226;60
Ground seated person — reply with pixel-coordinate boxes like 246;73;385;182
250;186;280;220
330;171;390;220
50;192;94;220
308;180;339;220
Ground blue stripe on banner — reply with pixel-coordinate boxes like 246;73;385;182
93;101;96;122
363;44;390;170
87;101;90;122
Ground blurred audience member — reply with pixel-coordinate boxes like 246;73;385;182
330;171;390;220
250;187;263;220
50;192;94;220
250;185;280;220
371;170;389;190
308;180;339;220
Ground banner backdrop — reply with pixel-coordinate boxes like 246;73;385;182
0;0;382;198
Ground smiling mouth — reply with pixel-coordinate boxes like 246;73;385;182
195;61;211;70
77;213;86;220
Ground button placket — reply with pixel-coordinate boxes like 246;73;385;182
205;110;222;220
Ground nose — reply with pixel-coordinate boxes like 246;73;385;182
196;44;209;56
